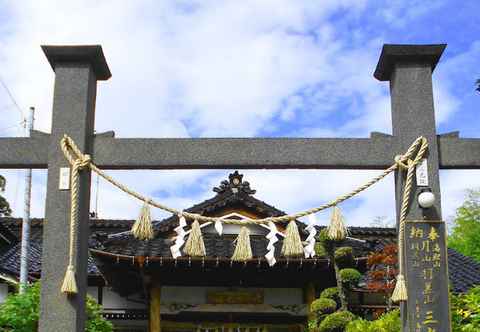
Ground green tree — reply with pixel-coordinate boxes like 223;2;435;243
0;175;12;216
449;189;480;262
0;282;113;332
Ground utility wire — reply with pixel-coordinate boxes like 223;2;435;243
0;74;26;121
0;121;26;134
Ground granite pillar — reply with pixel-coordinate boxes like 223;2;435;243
38;45;111;332
375;44;451;331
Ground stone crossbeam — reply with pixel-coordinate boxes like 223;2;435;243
1;133;478;170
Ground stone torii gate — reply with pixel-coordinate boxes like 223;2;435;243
1;44;479;331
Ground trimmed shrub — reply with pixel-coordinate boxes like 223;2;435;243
334;247;355;268
315;242;327;257
318;229;335;253
318;311;356;332
339;268;362;289
320;287;340;305
311;298;337;316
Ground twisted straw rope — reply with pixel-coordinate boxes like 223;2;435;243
396;137;428;279
60;134;427;227
66;154;91;269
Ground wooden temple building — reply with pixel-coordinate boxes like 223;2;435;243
1;171;479;332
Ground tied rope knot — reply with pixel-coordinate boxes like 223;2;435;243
394;155;410;171
73;154;91;170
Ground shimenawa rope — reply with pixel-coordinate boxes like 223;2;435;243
59;134;427;297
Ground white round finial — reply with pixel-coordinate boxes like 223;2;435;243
418;191;435;208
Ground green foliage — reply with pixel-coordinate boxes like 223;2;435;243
0;175;11;216
85;296;114;332
0;283;40;332
318;229;335;254
334;247;354;268
449;189;480;262
320;287;340;305
451;285;480;332
315;242;327;257
0;282;113;332
311;298;337;316
344;286;480;332
345;309;400;332
318;311;355;332
339;268;361;289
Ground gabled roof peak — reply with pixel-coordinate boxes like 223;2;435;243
213;171;256;195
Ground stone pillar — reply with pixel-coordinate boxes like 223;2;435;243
150;285;162;332
39;46;111;332
375;44;451;331
304;282;316;322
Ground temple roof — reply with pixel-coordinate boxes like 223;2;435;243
2;216;478;293
151;171;288;235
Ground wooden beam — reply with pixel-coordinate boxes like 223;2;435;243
150;285;161;332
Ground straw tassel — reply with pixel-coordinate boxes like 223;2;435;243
184;220;206;257
132;202;154;241
327;206;348;241
61;265;78;294
391;274;408;302
232;226;253;262
281;220;304;257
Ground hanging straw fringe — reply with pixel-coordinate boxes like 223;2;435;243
184;220;206;257
327;206;348;241
232;226;253;261
391;275;408;302
61;265;78;294
281;220;304;257
132;202;154;240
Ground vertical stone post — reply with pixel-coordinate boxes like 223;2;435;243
150;285;162;332
39;46;111;332
375;44;451;331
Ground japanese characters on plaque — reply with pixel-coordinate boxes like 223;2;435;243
406;220;446;332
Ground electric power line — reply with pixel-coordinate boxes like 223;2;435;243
0;121;26;134
0;74;26;120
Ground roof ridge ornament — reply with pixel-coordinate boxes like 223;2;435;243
213;171;256;195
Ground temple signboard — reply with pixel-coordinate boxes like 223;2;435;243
405;221;451;332
207;289;264;305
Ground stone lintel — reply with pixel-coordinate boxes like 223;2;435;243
41;45;111;80
374;44;446;81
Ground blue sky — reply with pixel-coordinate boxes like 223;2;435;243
0;0;479;227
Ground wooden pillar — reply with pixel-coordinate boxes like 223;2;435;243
150;285;161;332
304;282;316;322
